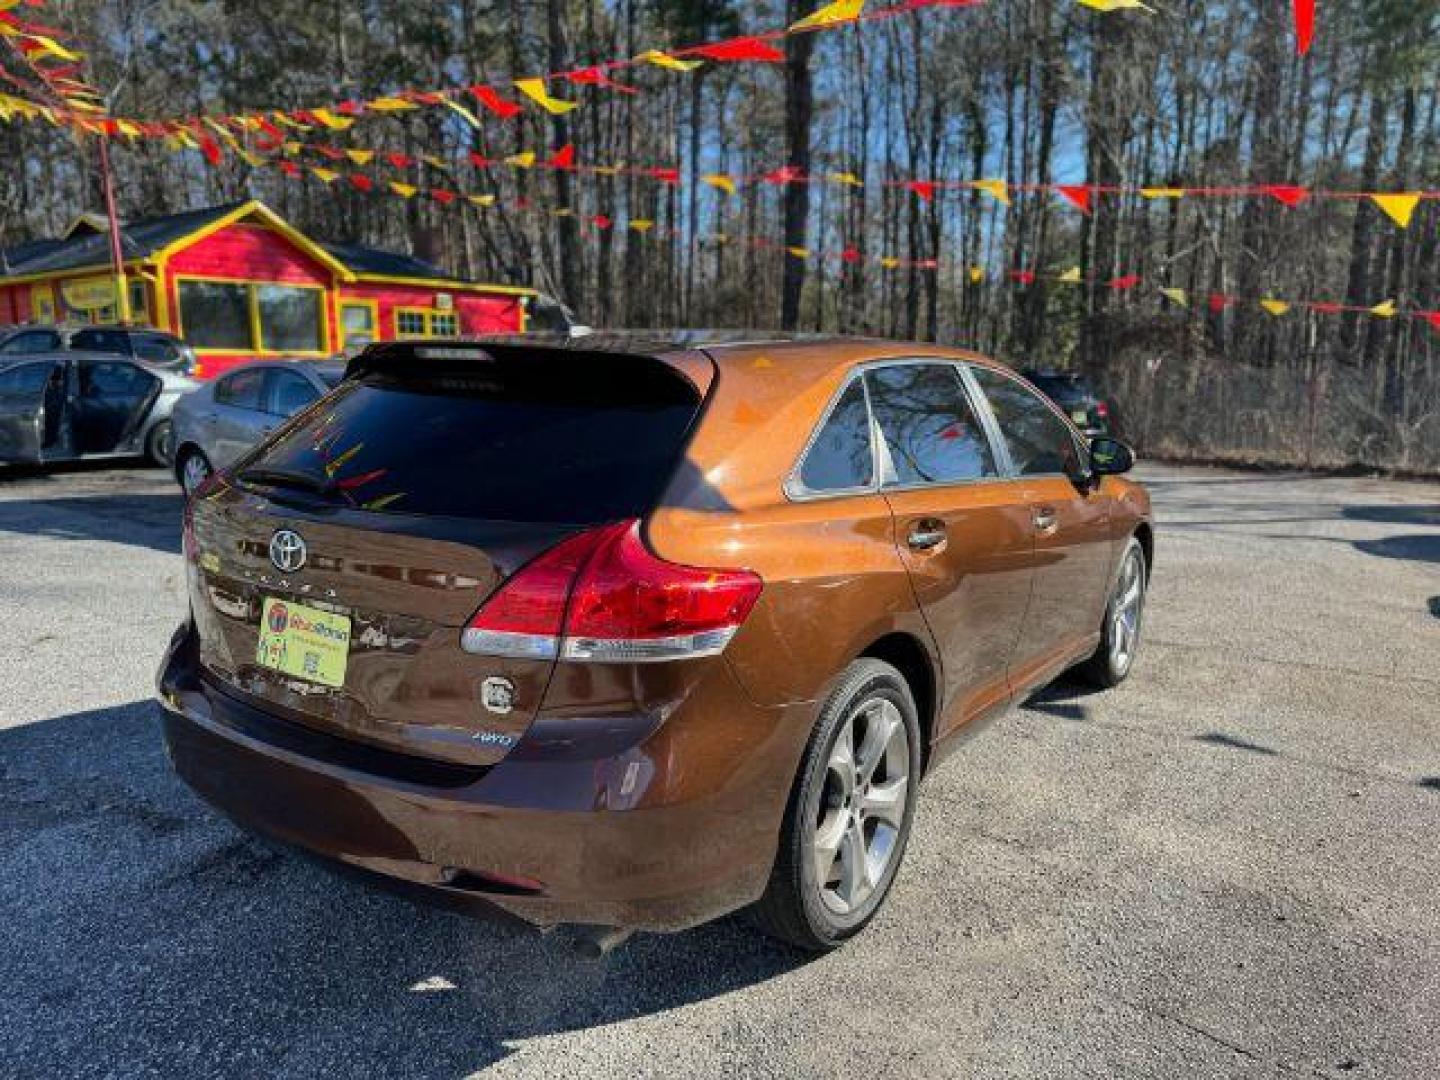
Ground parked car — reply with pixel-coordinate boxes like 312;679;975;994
170;360;346;493
157;335;1152;951
1021;369;1117;439
0;350;196;467
0;324;198;374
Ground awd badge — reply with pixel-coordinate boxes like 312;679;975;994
480;676;516;716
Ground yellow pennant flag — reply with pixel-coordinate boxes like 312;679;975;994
791;0;866;31
974;179;1011;206
879;256;900;269
593;164;625;176
389;182;418;198
1260;299;1291;316
422;154;451;171
1160;287;1188;307
310;108;354;131
443;99;485;129
1141;187;1186;199
1370;193;1422;229
638;49;702;72
514;78;579;115
1076;0;1155;11
703;174;737;196
504;151;536;168
1058;266;1083;284
630;219;656;232
236;149;264;168
21;34;81;62
1370;299;1398;319
116;120;141;138
467;194;496;208
310;166;339;183
551;208;574;217
787;246;811;259
968;266;986;284
367;97;418;112
274;113;310;130
829;172;863;187
345;149;375;166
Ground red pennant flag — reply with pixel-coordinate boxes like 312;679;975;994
915;259;938;270
762;165;804;185
1293;0;1314;56
257;116;285;142
315;145;345;161
1419;312;1440;333
648;167;681;185
547;143;576;169
591;214;613;230
469;85;522;119
566;66;638;94
278;161;301;177
1010;270;1036;285
408;90;447;106
1208;293;1236;313
348;174;374;192
691;37;786;62
387;152;416;169
1057;185;1092;214
840;247;861;264
1263;184;1309;207
335;100;363;116
1108;274;1142;291
1309;301;1345;314
907;181;936;203
429;188;456;204
197;134;222;166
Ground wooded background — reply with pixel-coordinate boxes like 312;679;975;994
4;0;1439;472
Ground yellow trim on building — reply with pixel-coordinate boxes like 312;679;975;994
393;306;459;339
354;272;536;297
339;298;380;345
151;200;357;282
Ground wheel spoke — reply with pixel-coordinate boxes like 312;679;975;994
861;777;907;829
813;810;846;889
836;820;870;906
854;701;900;785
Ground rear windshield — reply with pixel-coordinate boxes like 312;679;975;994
238;350;701;524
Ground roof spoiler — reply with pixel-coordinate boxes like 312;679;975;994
344;341;500;381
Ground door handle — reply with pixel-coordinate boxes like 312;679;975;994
906;520;947;552
1033;507;1059;534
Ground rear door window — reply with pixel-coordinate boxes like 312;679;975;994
71;329;133;356
214;368;265;410
239;349;703;523
0;362;51;395
795;377;874;493
264;368;321;416
867;363;998;486
0;330;62;354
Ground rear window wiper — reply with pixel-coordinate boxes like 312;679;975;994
237;466;338;497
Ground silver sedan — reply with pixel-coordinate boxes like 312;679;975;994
0;350;197;468
171;360;345;492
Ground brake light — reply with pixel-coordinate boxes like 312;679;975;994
461;520;763;663
1095;401;1110;418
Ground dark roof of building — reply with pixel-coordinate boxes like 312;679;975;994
320;241;458;283
0;202;247;277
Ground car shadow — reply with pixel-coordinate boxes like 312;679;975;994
1021;676;1106;722
0;491;182;555
0;701;809;1078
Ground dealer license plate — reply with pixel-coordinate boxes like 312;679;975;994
255;597;352;688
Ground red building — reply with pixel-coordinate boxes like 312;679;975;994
0;200;537;376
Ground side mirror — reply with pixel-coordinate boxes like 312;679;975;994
1090;437;1136;476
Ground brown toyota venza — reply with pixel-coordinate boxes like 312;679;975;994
158;334;1152;951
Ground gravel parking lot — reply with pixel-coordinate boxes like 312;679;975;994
1;459;1437;1079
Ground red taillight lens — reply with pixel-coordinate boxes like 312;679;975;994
461;520;762;663
1095;401;1110;418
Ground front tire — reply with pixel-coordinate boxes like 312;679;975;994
749;658;922;952
146;420;175;468
1077;536;1148;688
178;447;212;494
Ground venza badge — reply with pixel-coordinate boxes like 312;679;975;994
269;529;307;573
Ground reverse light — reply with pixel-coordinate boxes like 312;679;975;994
462;520;763;663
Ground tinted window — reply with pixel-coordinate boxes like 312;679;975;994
178;281;251;350
80;361;149;397
970;366;1081;477
265;369;320;417
1026;373;1094;407
133;336;181;365
72;329;132;355
798;378;873;492
215;368;265;410
867;363;997;485
0;362;51;395
257;286;322;352
0;330;62;354
241;351;702;523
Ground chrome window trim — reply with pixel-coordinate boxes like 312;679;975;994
963;362;1091;482
784;368;884;502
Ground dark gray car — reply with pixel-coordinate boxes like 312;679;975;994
170;360;345;492
0;351;197;467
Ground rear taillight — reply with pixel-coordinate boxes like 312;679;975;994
461;520;763;663
1095;401;1110;418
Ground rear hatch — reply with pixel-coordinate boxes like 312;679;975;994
183;341;707;767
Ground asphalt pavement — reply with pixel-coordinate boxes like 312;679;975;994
1;459;1437;1079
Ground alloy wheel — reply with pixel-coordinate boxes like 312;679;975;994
813;697;911;916
1110;548;1146;673
182;453;211;494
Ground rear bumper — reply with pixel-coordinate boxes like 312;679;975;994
157;621;807;932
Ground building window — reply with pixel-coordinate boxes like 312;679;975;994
177;281;251;350
177;279;326;354
340;301;377;346
395;307;459;339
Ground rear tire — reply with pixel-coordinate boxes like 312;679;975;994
1077;537;1148;688
146;421;175;468
749;658;921;952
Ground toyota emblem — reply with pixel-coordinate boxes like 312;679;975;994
269;529;307;573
